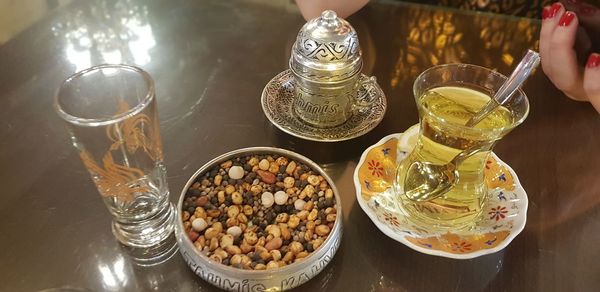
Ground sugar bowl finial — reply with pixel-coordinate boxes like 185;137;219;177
319;10;339;26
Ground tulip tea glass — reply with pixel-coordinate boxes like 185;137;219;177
395;64;529;229
55;64;174;247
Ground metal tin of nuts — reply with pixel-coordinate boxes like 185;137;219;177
175;147;343;291
290;10;379;128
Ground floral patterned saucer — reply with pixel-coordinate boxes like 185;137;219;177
353;124;528;259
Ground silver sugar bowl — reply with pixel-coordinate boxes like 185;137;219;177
290;10;377;128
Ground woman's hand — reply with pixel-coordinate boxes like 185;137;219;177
540;2;600;113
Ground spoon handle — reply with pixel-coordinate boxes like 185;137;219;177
449;140;498;169
466;50;540;127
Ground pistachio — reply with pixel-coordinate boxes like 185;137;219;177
212;222;223;233
275;213;289;223
204;227;219;240
312;238;324;249
288;215;300;229
237;213;248;224
248;157;259;166
227;206;240;218
282;251;294;263
209;237;219;251
213;248;228;260
230;254;242;265
275;157;288;166
206;209;221;218
220;160;233;169
266;261;279;269
214;175;223;186
240;241;254;253
266;224;281;238
301;185;315;198
285;161;297;175
283;177;295;189
225;185;236;195
268;162;279;174
194;207;207;219
289;241;304;254
258;159;270;171
315;225;330;236
296;251;309;259
297;210;309;220
242;205;253;216
326;213;337;222
182;211;190;221
307;175;320;186
225;217;239;228
225;245;242;255
308;209;318;221
270;250;282;261
209;254;222;263
232;192;243;205
322;187;332;199
279;223;291;240
244;232;258;245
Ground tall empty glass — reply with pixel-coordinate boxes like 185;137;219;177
55;64;174;247
395;64;529;229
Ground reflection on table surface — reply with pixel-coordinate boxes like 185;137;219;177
0;0;598;291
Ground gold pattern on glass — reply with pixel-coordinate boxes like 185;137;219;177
80;100;161;202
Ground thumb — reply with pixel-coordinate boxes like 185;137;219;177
583;53;600;113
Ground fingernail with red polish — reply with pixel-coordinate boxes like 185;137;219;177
550;2;562;17
542;7;552;19
587;53;600;69
559;11;575;26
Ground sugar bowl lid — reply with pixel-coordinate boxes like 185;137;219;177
290;10;362;82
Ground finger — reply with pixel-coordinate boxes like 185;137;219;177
583;53;600;113
540;3;565;77
548;11;586;99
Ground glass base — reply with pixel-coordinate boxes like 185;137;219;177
112;202;175;248
120;233;179;266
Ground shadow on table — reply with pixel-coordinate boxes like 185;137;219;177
347;200;505;291
266;118;391;165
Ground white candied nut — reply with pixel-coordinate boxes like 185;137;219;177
294;199;306;211
261;192;274;208
274;191;288;205
191;218;208;232
228;166;244;180
227;226;243;238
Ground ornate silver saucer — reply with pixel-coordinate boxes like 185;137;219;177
261;69;386;142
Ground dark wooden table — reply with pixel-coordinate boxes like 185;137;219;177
0;0;598;291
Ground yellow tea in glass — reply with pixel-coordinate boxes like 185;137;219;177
395;64;529;229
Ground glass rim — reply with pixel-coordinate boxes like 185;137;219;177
54;64;155;127
413;63;530;132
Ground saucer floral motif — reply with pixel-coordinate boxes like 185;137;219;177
354;124;528;259
261;70;386;142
